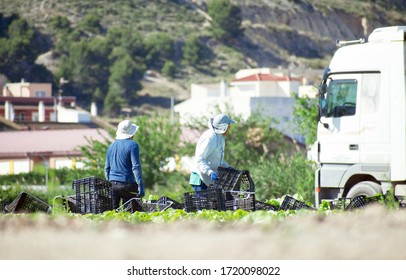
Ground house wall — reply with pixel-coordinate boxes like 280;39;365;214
3;83;52;97
235;68;272;79
51;157;85;169
277;80;300;96
0;159;30;175
0;156;85;175
299;85;318;98
57;106;91;123
231;84;257;97
7;106;56;122
231;80;300;98
191;84;221;98
230;96;252;119
258;82;283;97
250;97;300;140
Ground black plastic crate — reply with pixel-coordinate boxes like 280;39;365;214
279;195;315;211
328;195;383;211
72;176;113;214
142;200;173;212
4;192;51;214
118;198;173;213
344;195;383;211
328;198;350;210
224;190;255;211
118;198;144;213
65;195;78;213
345;196;366;211
184;188;225;212
52;195;77;213
156;196;184;209
255;200;279;211
214;167;255;192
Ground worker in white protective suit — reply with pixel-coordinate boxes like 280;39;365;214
189;113;237;192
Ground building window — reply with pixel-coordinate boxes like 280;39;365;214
35;90;46;97
32;112;39;121
15;113;25;121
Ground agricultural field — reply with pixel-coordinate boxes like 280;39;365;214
1;204;406;260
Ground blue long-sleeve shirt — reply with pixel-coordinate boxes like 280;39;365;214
104;139;144;189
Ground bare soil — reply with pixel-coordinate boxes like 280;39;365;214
1;205;405;260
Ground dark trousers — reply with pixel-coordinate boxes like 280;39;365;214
110;181;139;209
191;181;208;193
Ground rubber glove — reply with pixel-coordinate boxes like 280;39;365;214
210;172;219;181
138;186;145;197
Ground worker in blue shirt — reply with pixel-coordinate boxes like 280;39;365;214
189;113;237;192
105;119;145;209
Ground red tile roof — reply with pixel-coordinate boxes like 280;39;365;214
232;73;301;82
0;128;112;159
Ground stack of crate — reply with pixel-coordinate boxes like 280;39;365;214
72;176;113;214
184;167;257;212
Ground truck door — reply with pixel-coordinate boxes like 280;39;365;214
318;74;361;164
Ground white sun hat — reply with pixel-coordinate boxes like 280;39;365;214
116;120;139;139
210;113;237;134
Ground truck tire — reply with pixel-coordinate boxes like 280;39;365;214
346;181;381;198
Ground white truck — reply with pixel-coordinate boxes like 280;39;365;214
314;26;406;207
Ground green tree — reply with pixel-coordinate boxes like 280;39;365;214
106;26;145;59
49;15;71;33
79;13;102;34
225;113;288;168
162;60;176;78
225;113;314;202
144;32;174;67
79;114;185;190
103;88;126;117
207;0;242;41
182;34;203;65
0;16;43;81
292;92;318;146
78;134;111;177
185;111;314;202
57;37;111;104
250;152;315;203
104;54;145;116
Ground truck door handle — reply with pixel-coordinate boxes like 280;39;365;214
349;144;359;150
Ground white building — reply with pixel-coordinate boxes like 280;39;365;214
174;68;306;143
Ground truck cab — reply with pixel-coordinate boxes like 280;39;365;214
314;26;406;207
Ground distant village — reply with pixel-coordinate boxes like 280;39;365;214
0;67;321;176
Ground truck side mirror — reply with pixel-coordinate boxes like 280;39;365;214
317;67;331;128
322;67;330;80
319;83;327;95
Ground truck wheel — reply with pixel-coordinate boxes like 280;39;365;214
346;181;381;198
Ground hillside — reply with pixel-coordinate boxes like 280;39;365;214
0;0;405;114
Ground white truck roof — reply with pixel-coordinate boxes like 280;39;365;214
330;26;406;73
368;26;406;43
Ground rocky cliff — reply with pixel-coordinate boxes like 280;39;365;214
1;0;405;101
188;0;406;68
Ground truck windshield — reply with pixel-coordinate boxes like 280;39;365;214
325;79;357;118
